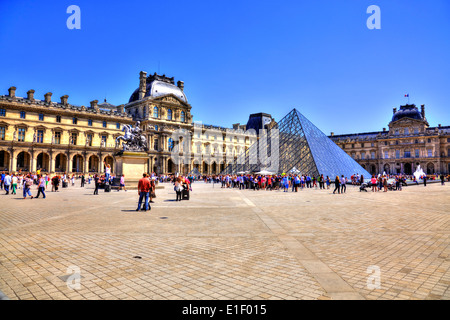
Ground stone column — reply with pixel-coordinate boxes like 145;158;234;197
98;154;103;174
68;153;73;173
84;155;89;174
10;149;16;173
49;151;54;173
31;152;37;173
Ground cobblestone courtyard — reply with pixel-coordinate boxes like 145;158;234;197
0;181;449;300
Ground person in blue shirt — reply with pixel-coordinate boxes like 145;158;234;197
0;171;5;190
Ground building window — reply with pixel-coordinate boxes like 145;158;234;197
88;119;93;126
36;130;44;143
361;152;365;160
101;135;107;146
116;123;120;129
168;138;174;151
180;111;185;122
56;115;61;123
20;111;26;119
414;128;419;134
415;149;420;158
71;133;78;145
396;150;400;159
54;132;61;144
153;138;158;151
18;128;26;142
73;117;78;125
0;109;5;117
427;149;432;157
38;114;44;121
395;129;399;136
197;145;201;153
103;121;107;128
153;106;158;118
384;151;389;159
371;152;376;159
428;138;431;143
167;109;172;120
404;150;411;158
86;134;93;146
384;141;388;146
154;125;158;131
404;128;409;135
0;126;5;140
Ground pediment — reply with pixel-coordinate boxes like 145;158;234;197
389;117;427;127
153;94;188;106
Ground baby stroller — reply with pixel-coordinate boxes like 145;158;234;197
359;182;370;192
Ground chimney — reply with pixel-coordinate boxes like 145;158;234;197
138;71;147;100
421;104;425;119
44;92;52;103
90;100;99;110
383;128;386;132
8;86;16;98
331;132;334;136
27;89;35;101
60;95;69;105
393;107;397;114
438;124;441;127
177;80;184;91
116;104;124;113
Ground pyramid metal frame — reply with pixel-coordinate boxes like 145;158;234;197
221;109;372;180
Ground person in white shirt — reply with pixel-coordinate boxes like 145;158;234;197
11;174;18;195
340;175;347;193
3;173;11;195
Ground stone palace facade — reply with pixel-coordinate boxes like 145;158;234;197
0;71;256;175
330;104;450;175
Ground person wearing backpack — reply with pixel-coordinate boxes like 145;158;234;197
23;175;33;199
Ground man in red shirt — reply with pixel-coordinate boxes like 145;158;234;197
136;173;151;211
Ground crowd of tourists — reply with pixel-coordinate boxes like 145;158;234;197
197;171;449;194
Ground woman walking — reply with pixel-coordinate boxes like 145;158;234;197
333;176;341;194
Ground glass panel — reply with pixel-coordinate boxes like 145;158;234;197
37;130;44;143
18;128;26;142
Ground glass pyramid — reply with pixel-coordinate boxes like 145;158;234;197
222;108;372;180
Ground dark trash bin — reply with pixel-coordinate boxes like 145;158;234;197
62;181;68;188
104;184;111;192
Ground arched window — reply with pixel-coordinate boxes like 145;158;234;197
180;111;185;122
167;109;172;120
153;106;159;118
168;138;174;151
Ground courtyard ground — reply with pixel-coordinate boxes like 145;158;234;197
0;180;449;300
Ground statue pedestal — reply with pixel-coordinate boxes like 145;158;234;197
115;151;149;188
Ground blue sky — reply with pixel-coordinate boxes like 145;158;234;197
0;0;449;134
